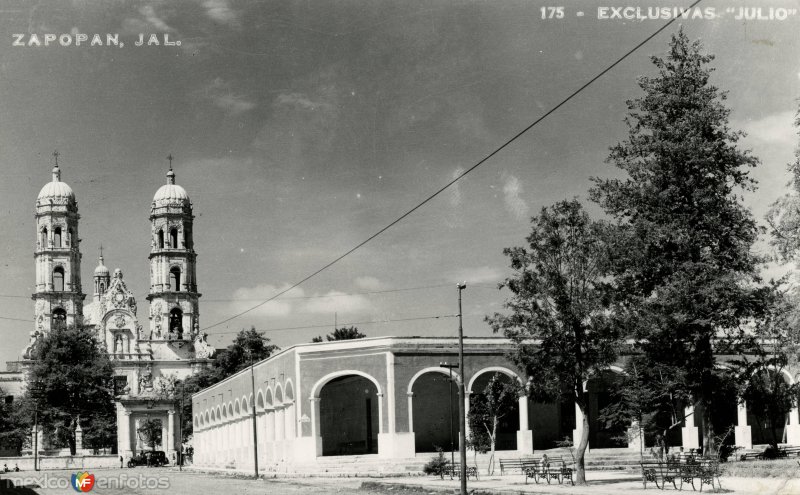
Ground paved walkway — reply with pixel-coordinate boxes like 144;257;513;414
357;471;800;495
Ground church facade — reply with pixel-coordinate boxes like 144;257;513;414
5;160;214;461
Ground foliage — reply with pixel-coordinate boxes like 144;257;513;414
590;29;767;455
766;107;800;263
467;373;521;475
137;418;162;451
311;326;366;343
175;326;278;440
27;324;117;455
0;390;29;454
422;446;450;479
486;199;621;484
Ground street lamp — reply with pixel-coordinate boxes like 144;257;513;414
439;362;459;473
456;282;467;495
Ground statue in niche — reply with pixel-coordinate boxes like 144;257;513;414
138;364;154;394
115;334;123;354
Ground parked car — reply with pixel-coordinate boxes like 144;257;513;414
127;451;169;468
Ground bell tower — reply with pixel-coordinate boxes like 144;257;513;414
146;156;200;340
32;152;84;335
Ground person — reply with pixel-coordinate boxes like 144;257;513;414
119;456;124;468
13;464;18;472
2;464;8;473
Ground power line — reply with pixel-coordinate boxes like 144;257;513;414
0;315;31;322
208;313;459;337
201;283;453;302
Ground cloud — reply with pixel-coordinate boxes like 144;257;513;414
303;291;372;314
203;0;239;26
502;173;529;221
453;266;506;285
275;93;333;112
448;167;464;208
228;284;304;318
201;78;256;115
354;276;382;290
741;111;796;145
120;5;174;35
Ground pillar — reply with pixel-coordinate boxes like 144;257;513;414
292;398;322;461
681;404;700;450
516;395;534;454
117;408;132;457
787;406;800;445
627;420;643;452
167;410;176;453
734;400;752;450
74;423;83;453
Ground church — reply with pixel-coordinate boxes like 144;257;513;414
2;158;214;461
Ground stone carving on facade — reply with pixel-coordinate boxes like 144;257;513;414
138;364;154;394
115;334;123;354
194;333;215;359
36;314;44;332
114;314;126;329
180;300;192;313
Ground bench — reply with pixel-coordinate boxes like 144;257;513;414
641;461;681;490
641;459;721;492
447;463;478;480
525;455;573;486
498;457;536;475
780;446;800;457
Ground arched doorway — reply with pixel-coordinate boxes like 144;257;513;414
319;375;379;456
586;371;626;448
410;371;459;453
470;372;519;451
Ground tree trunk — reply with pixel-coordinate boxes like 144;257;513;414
701;397;715;456
488;418;497;476
575;402;590;485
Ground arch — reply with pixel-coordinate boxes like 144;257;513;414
205;411;210;425
221;405;227;420
284;380;295;403
256;390;265;411
408;367;461;393
316;372;381;456
53;227;62;248
170;228;179;248
409;369;460;452
169;307;183;338
310;370;384;399
53;266;65;292
227;402;234;419
265;388;274;408
169;266;181;291
51;307;67;330
467;366;522;394
158;230;164;249
242;396;250;414
275;383;284;404
211;408;217;423
41;227;48;247
234;399;241;417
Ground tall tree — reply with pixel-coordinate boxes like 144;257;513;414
591;29;765;455
27;324;116;455
486;199;621;485
312;326;366;343
766;107;800;263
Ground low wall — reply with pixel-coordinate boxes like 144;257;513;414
0;455;120;471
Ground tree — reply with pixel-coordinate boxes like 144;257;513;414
27;324;116;455
766;107;800;263
311;326;366;343
486;199;621;484
590;29;765;455
137;417;162;452
0;390;29;455
175;327;278;441
467;373;521;475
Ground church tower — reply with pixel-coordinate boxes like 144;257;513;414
32;153;84;335
93;249;110;302
146;157;200;340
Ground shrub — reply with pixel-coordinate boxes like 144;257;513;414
422;446;449;479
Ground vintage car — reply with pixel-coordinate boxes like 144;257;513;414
127;451;169;468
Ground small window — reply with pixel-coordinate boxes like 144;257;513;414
113;376;128;396
169;267;181;291
54;227;62;248
158;230;164;249
53;267;65;292
170;228;179;248
52;308;67;329
67;228;73;246
41;228;48;248
99;283;105;293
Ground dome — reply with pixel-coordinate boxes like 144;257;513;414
37;166;75;203
94;256;110;277
153;168;190;206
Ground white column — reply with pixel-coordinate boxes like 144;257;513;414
464;392;471;441
516;395;533;454
735;400;753;450
167;410;175;452
787;406;800;445
627;420;643;452
682;404;700;450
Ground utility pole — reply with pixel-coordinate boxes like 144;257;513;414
250;364;259;479
457;282;467;495
439;362;459;473
178;384;183;472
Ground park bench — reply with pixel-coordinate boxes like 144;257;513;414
447;463;478;480
641;458;721;492
524;455;574;485
498;457;536;475
780;446;800;457
641;461;681;490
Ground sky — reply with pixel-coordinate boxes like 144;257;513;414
1;0;799;366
